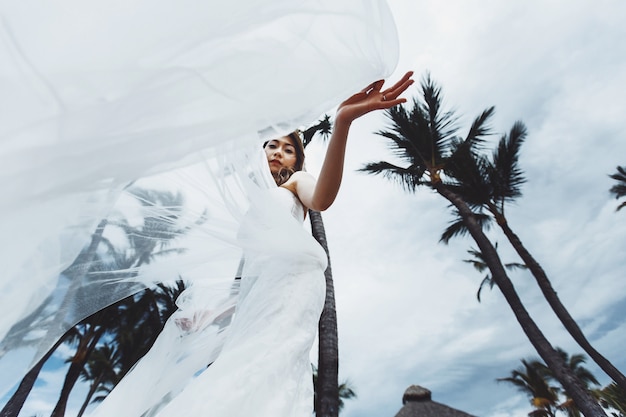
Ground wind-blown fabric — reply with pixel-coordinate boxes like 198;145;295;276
0;0;399;414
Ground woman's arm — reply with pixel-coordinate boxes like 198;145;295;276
290;71;414;211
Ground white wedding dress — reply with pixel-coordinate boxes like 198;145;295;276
88;186;327;417
0;0;399;415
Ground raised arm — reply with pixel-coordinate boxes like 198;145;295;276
290;71;414;211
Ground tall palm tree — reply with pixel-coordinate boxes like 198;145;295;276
445;109;626;391
302;116;341;417
498;358;561;417
360;73;606;417
609;166;626;211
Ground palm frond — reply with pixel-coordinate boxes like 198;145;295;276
375;127;429;168
609;166;626;211
490;121;528;204
359;161;427;192
302;114;332;147
419;74;460;160
476;275;496;302
464;106;496;151
506;262;527;271
440;210;492;244
597;382;626;415
446;150;493;205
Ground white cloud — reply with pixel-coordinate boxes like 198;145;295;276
325;1;626;416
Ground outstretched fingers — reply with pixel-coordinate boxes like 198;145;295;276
381;71;414;103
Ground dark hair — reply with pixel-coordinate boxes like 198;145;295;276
264;130;306;186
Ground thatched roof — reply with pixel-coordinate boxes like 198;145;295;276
393;385;478;417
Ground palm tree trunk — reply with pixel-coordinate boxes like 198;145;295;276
0;336;65;417
76;375;102;417
0;364;42;417
309;209;340;417
435;185;607;417
50;326;105;417
496;216;626;392
1;221;108;417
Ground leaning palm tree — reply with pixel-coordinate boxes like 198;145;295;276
445;113;626;391
302;116;341;417
498;358;561;417
360;73;606;416
609;166;626;211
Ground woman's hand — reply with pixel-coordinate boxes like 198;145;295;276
335;71;414;126
291;71;414;212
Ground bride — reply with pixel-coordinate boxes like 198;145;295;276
87;72;413;417
0;0;410;415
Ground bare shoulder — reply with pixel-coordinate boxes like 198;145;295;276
289;171;315;183
283;171;315;187
281;171;317;207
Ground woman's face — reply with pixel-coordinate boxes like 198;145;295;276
264;136;298;174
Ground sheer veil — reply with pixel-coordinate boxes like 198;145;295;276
0;0;399;410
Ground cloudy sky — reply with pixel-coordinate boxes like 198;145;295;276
315;1;626;416
6;1;626;417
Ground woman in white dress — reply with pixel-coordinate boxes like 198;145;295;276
0;1;409;415
85;71;414;417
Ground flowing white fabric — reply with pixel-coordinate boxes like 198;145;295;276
90;185;327;417
0;0;399;414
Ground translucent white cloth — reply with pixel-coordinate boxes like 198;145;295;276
90;186;327;417
0;0;399;414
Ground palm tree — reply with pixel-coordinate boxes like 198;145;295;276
0;219;109;417
302;116;341;417
6;188;187;417
0;336;65;417
76;281;185;415
76;343;119;417
502;349;602;417
549;349;600;417
609;166;626;211
106;188;191;269
360;73;607;416
597;382;626;417
50;307;109;417
445;107;626;391
498;358;561;417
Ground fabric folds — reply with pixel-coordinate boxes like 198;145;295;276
0;0;399;414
